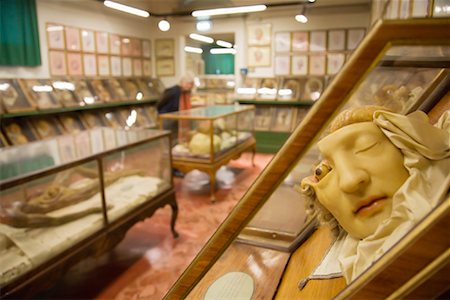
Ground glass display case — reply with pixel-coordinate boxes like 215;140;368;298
0;128;177;298
158;104;256;201
166;18;450;300
191;75;236;107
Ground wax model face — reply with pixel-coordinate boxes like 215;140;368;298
312;122;409;239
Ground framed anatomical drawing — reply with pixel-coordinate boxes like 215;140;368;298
274;56;291;76
67;52;83;76
130;38;142;57
46;23;65;50
327;53;346;75
155;39;174;58
291;55;308;76
248;46;271;67
156;58;175;77
309;31;327;52
81;29;95;53
97;55;111;76
142;39;151;58
143;60;152;76
309;55;326;76
347;28;365;50
327;30;346;51
109;34;121;55
83;53;97;76
121;37;132;56
275;32;291;52
49;50;67;76
248;23;271;46
65;26;81;51
254;106;273;131
122;57;133;76
96;31;109;54
133;59;143;76
110;56;122;76
271;107;296;132
292;31;309;52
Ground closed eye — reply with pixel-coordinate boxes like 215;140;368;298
354;141;378;154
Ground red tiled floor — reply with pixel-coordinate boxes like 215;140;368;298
35;152;273;300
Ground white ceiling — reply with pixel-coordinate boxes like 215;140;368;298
111;0;371;16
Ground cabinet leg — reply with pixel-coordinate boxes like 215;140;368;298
169;201;179;238
251;146;256;167
209;172;217;203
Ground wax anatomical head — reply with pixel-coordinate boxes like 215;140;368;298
302;106;409;240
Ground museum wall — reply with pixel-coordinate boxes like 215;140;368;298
0;1;370;87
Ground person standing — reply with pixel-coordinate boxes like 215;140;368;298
157;73;195;114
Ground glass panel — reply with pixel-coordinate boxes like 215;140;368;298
161;105;255;162
0;161;103;286
241;41;449;274
102;135;172;222
160;104;253;118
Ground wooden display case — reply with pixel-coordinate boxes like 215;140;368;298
165;18;450;300
0;128;178;298
158;105;256;201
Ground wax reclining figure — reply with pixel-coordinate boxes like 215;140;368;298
301;106;450;284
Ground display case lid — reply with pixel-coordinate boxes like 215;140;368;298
165;18;450;299
0;128;170;186
158;104;255;120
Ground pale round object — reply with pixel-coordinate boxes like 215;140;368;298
204;272;254;300
305;78;323;101
189;132;221;155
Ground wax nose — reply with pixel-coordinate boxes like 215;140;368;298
335;159;369;193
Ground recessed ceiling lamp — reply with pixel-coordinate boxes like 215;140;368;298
184;46;203;54
192;5;267;17
189;33;214;43
103;1;149;17
210;48;237;54
196;20;212;31
158;19;171;31
216;40;233;48
295;6;308;23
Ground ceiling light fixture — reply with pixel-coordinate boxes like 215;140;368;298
216;40;233;48
210;48;237;54
184;46;203;54
189;33;214;43
158;19;171;31
295;6;308;23
196;20;212;31
192;5;267;17
103;1;149;17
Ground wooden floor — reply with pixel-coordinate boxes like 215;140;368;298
34;152;274;300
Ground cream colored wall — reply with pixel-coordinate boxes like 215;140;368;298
0;1;370;88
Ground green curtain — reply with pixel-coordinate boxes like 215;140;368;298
202;45;234;75
0;0;41;66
